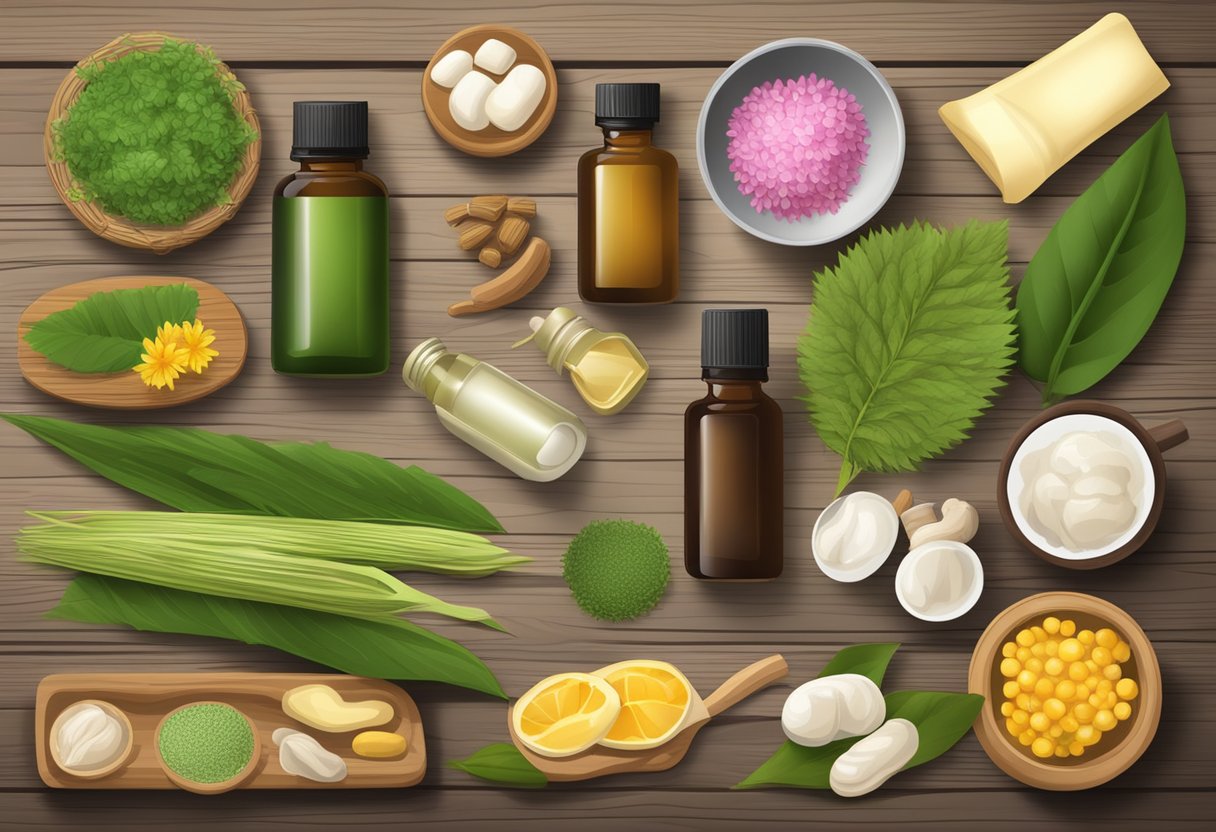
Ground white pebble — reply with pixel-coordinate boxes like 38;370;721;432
829;718;919;798
430;49;472;88
448;71;497;131
485;64;547;131
474;38;517;75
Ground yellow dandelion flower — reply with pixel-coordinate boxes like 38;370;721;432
133;334;187;390
178;319;219;374
157;321;184;347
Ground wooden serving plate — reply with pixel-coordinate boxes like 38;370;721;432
422;25;558;157
969;592;1161;790
36;673;426;790
508;655;788;782
18;276;247;409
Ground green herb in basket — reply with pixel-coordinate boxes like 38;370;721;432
53;37;258;225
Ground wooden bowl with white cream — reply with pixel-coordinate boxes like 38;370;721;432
997;400;1187;569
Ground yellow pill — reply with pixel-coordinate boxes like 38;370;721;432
1095;628;1118;649
1091;647;1113;667
1012;709;1029;725
1060;620;1077;637
1069;740;1085;756
1076;725;1100;746
1044;657;1065;677
1016;629;1035;647
1106;691;1118;709
1112;641;1131;662
1113;702;1132;721
1074;703;1096;723
1055;680;1076;701
1035;678;1055;699
1002;642;1017;658
1003;680;1021;698
1069;662;1089;682
1006;718;1021;737
1096;679;1113;695
1116;678;1139;700
1103;664;1123;682
1025;657;1044;674
1094;710;1117;732
1049;724;1063;739
1000;658;1021;677
1078;629;1095;645
1060;715;1079;733
1001;701;1015;717
1085;660;1100;675
351;730;407;759
1031;626;1048;642
1016;693;1032;710
1030;712;1051;732
1045;640;1059;657
1030;643;1046;658
1017;647;1032;662
1054;745;1069;758
1044;698;1067;720
1031;737;1054;758
1059;639;1085;662
1044;616;1061;634
1086;676;1103;692
1029;696;1043;711
1018;670;1037;691
1019;729;1035;746
1089;693;1105;709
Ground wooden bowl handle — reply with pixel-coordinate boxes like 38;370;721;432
1147;419;1188;453
703;654;789;718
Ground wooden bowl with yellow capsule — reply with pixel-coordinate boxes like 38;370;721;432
969;591;1161;790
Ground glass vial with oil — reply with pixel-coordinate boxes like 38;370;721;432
514;307;649;415
272;101;390;376
685;309;783;580
577;83;679;304
403;338;587;482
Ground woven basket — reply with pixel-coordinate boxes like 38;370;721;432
43;32;262;255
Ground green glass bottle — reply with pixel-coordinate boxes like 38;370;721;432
272;101;390;376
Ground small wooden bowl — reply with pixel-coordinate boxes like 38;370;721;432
155;702;261;795
422;25;558;157
49;699;135;780
44;32;261;254
969;592;1161;790
997;400;1188;569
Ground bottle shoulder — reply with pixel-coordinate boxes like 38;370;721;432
275;169;388;198
578;144;678;169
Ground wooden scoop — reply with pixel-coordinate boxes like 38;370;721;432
508;654;788;782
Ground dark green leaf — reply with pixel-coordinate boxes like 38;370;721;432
1017;114;1186;404
735;690;983;790
48;575;506;698
449;743;548;788
1;414;503;533
816;642;899;686
24;283;198;372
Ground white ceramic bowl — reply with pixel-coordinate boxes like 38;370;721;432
696;38;905;246
895;540;984;622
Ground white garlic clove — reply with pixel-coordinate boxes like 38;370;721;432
485;64;547;132
781;674;885;747
830;718;919;797
474;38;517;75
54;703;127;771
431;50;473;88
449;71;497;131
274;728;348;783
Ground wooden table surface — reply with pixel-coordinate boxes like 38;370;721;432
1;1;1213;828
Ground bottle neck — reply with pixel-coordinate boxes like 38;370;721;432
703;374;767;399
602;128;654;149
298;158;364;172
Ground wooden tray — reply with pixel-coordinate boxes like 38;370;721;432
18;276;247;409
36;673;426;790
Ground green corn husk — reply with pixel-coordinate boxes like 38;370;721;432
19;511;501;629
21;511;529;576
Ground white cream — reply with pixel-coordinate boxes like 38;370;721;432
474;38;517;75
448;71;497;131
53;702;127;772
897;541;982;621
812;491;899;582
485;64;547;131
430;49;473;88
1021;430;1142;552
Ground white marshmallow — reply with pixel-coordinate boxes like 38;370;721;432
448;71;497;131
484;64;547;132
430;49;472;89
474;38;517;75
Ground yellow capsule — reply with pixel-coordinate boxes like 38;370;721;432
1069;740;1085;756
1075;684;1091;701
1054;744;1069;758
1025;657;1044;674
1094;709;1117;732
1031;737;1054;758
1031;626;1048;642
1016;693;1032;710
1003;680;1021;698
1001;701;1015;717
1113;702;1132;721
1012;709;1029;725
1006;718;1021;737
1112;641;1131;662
1000;658;1021;678
1078;629;1095;645
1074;703;1096;724
1095;628;1118;648
1076;724;1100;746
1018;670;1037;691
1044;657;1064;677
1044;698;1067;721
1016;629;1035;647
1045;640;1059;657
1059;639;1085;662
1055;680;1076;701
1002;642;1017;658
1089;693;1105;709
351;730;407;759
1085;660;1100;675
1069;662;1089;682
1060;620;1077;637
1116;678;1139;700
1030;643;1046;658
1030;712;1051;732
1103;664;1123;682
1044;616;1061;634
1019;729;1035;746
1029;696;1043;712
1034;678;1055;699
1060;715;1080;733
1106;691;1118;709
1049;724;1064;739
1091;647;1113;667
1086;676;1103;692
1017;647;1032;662
1096;679;1113;695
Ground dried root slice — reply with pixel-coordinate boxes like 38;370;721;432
506;197;537;217
444;203;471;226
458;221;495;251
497;216;531;255
478;246;503;268
468;195;508;222
449;237;551;317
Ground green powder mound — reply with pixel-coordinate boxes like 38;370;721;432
562;520;670;622
55;38;258;226
158;702;254;784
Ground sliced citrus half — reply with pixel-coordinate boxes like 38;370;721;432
512;672;621;758
592;659;695;750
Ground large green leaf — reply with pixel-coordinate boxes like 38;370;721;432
48;574;506;698
735;691;983;790
1017;114;1186;404
1;414;503;533
816;642;899;686
24;283;198;372
798;221;1016;495
449;743;548;788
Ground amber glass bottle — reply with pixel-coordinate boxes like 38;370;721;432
685;309;783;580
577;83;679;304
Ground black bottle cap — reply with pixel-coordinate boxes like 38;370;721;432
595;83;660;129
701;309;769;379
291;101;369;160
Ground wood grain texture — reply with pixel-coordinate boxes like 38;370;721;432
0;1;1213;828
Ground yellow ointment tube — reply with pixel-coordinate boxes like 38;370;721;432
938;13;1169;204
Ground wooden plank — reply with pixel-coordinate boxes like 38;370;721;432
0;1;1213;64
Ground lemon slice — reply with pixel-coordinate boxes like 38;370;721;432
592;659;694;750
512;672;621;758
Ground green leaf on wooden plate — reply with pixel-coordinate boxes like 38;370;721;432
450;743;548;788
1017;113;1186;405
24;283;199;372
798;221;1017;495
816;642;899;686
48;574;506;698
1;414;504;533
735;690;984;790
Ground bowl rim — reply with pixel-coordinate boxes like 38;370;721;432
48;698;135;780
155;700;261;794
968;591;1162;790
695;36;906;247
43;32;262;255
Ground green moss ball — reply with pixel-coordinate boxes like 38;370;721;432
562;520;670;622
